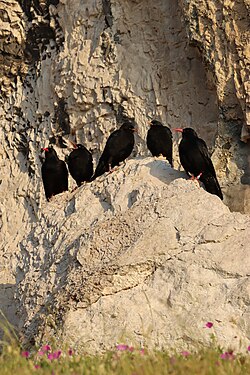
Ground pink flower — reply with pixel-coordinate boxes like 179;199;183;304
38;351;44;356
34;364;40;369
68;348;73;356
220;351;235;360
48;350;62;360
181;351;190;357
247;345;250;352
116;344;129;351
21;351;30;358
140;348;145;356
42;345;51;352
53;350;62;359
128;346;134;352
205;322;213;328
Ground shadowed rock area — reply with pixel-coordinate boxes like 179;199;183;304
16;158;250;353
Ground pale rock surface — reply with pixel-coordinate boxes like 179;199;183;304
16;158;250;353
0;0;249;346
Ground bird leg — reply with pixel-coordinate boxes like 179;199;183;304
189;172;203;185
107;164;120;174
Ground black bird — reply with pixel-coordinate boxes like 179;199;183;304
146;120;173;166
91;121;136;181
67;143;93;186
174;127;223;200
41;146;68;201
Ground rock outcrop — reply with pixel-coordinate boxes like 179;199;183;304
0;0;249;350
16;158;250;353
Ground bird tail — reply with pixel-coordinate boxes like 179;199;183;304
90;159;108;181
201;174;223;200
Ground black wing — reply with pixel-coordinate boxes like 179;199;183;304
59;160;69;191
91;131;120;181
197;138;216;177
197;139;223;200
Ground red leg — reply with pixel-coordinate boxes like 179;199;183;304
189;172;202;186
108;164;120;174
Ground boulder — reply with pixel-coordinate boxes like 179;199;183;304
16;158;250;353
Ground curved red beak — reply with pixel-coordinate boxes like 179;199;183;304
173;128;183;133
41;147;49;152
69;141;78;149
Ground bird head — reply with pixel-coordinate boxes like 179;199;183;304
174;127;198;138
150;120;163;127
41;146;58;158
121;121;137;132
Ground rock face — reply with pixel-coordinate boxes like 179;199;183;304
0;0;249;349
181;0;250;141
17;158;250;353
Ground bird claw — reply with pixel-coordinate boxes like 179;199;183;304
108;167;119;175
189;172;202;181
189;172;202;186
107;163;120;174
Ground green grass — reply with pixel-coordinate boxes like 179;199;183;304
0;341;250;375
0;314;249;374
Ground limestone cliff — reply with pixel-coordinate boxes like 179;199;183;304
0;0;249;350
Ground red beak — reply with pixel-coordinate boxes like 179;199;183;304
174;128;183;133
69;140;78;149
41;147;49;152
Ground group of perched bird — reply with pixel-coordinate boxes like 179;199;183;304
41;120;223;201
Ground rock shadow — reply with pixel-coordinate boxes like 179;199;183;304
0;283;18;339
145;160;187;184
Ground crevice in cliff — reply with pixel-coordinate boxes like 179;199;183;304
102;0;113;29
18;0;60;22
53;98;71;137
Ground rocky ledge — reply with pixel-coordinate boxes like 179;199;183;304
16;157;250;353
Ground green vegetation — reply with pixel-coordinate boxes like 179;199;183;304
1;314;250;374
0;341;250;375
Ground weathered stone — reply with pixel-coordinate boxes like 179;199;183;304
16;158;250;353
0;0;249;350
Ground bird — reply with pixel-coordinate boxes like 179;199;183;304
174;127;223;200
91;120;136;181
41;146;68;201
146;120;173;166
67;143;93;186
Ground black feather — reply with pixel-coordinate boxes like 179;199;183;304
41;147;68;201
178;128;223;200
91;121;135;181
146;120;173;166
67;144;93;186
